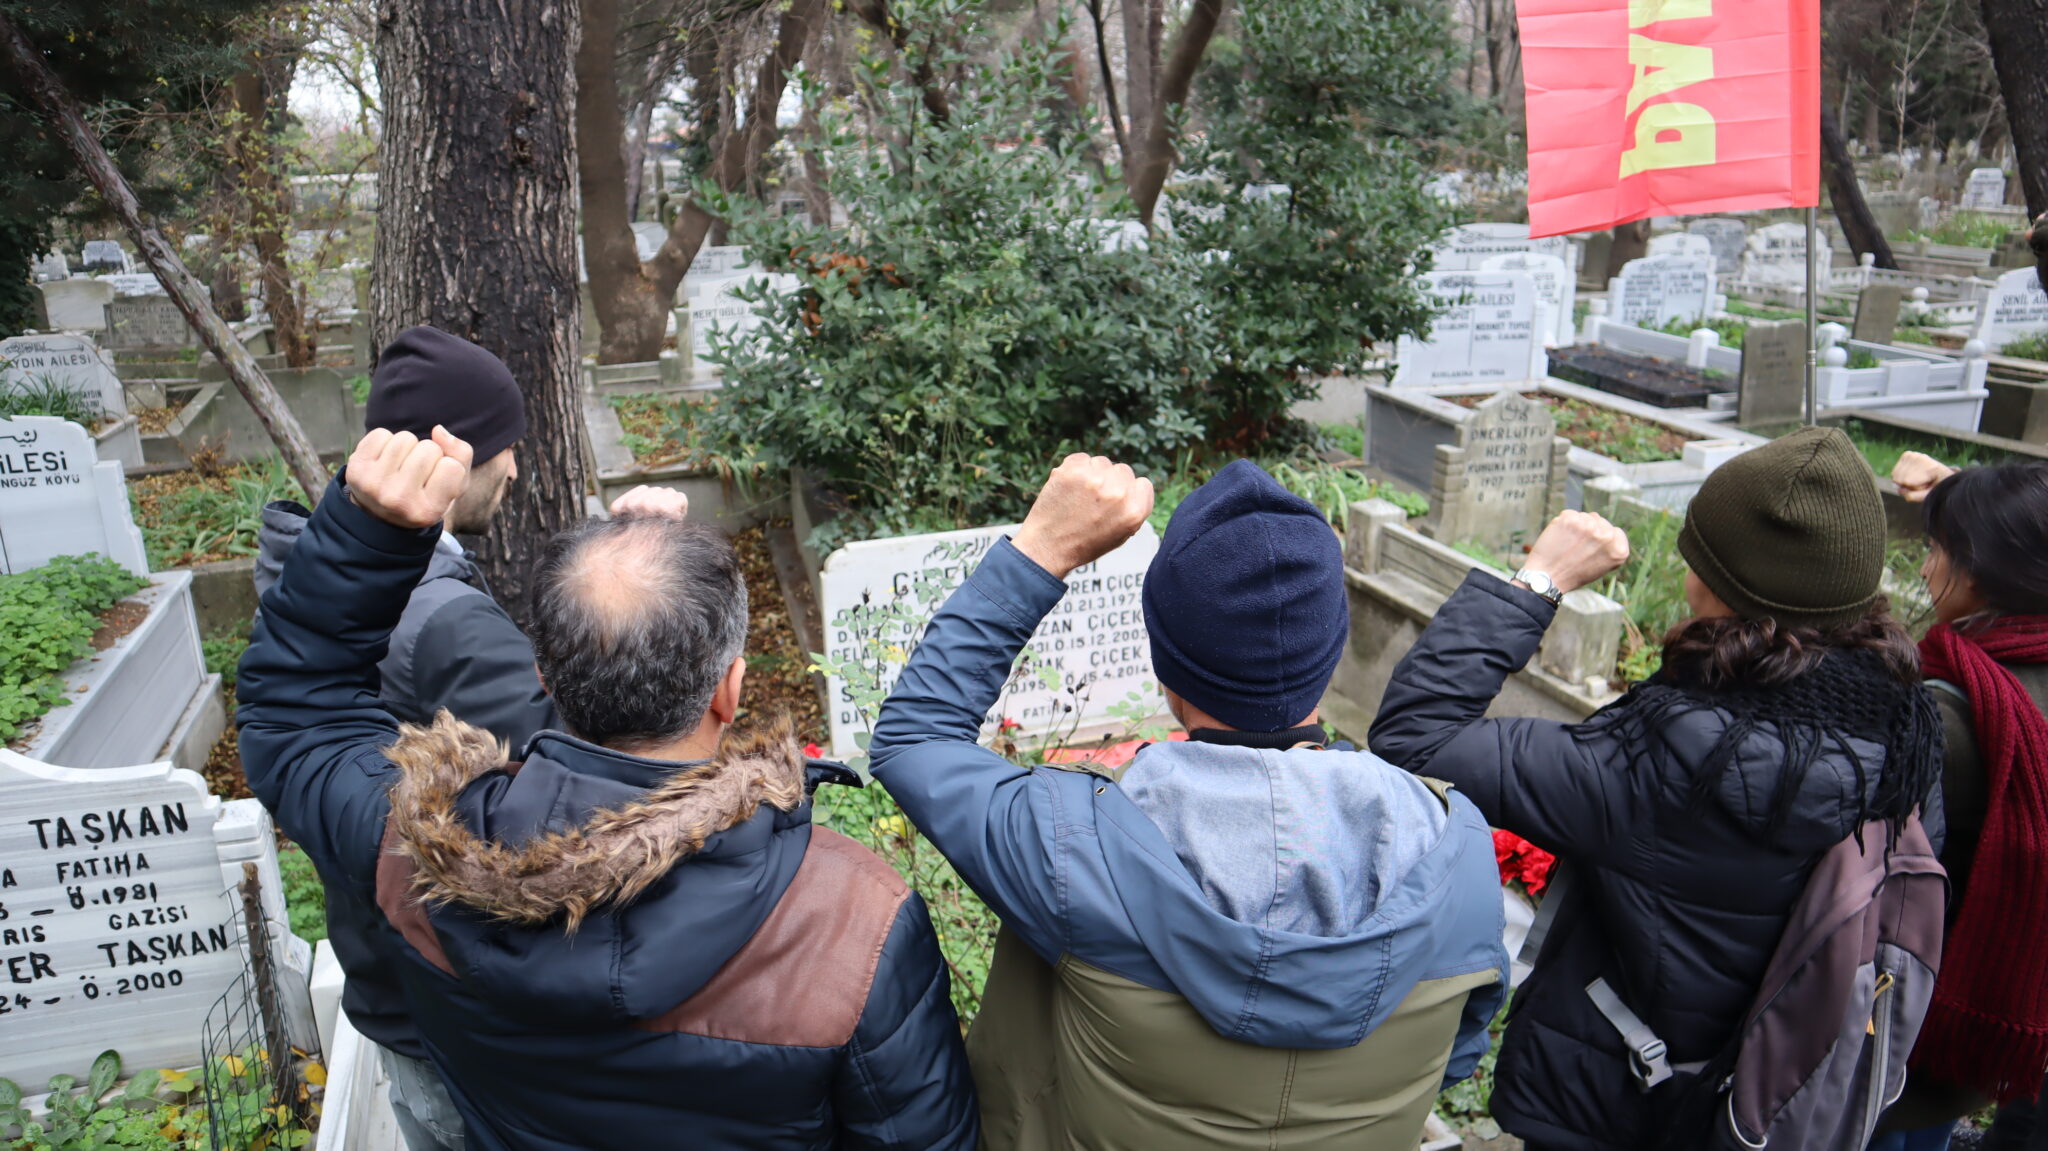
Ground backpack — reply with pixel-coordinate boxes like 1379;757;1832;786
1543;815;1947;1150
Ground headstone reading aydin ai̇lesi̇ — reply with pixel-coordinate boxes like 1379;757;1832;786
0;416;149;577
1392;270;1544;387
817;524;1164;758
1431;390;1561;554
1686;219;1749;275
0;334;127;420
1737;320;1809;427
1974;267;2048;355
1608;253;1718;330
1852;285;1908;345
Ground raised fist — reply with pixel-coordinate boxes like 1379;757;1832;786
609;485;690;521
1891;451;1956;504
1012;453;1155;579
1521;509;1631;595
346;427;473;531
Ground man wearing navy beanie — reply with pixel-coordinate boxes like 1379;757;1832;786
868;454;1507;1151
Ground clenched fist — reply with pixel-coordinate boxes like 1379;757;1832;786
346;427;473;531
1520;510;1630;595
1891;451;1956;504
609;485;690;520
1012;454;1155;579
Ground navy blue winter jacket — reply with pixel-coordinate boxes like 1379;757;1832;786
237;479;977;1151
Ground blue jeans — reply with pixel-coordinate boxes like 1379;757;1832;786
1871;1123;1956;1151
380;1045;467;1151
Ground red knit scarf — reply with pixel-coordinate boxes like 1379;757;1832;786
1915;616;2048;1104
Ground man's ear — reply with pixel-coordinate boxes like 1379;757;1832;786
534;664;551;697
707;656;746;724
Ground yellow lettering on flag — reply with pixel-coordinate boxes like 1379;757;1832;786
1628;0;1710;26
1625;36;1714;114
1619;34;1717;177
1620;103;1718;177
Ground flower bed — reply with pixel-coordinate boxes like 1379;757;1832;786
1450;391;1692;464
0;556;147;744
128;457;298;570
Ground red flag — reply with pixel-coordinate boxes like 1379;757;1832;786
1519;0;1820;238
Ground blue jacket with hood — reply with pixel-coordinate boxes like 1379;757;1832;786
237;480;976;1151
869;537;1508;1148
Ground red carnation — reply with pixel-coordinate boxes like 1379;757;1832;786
1493;829;1557;896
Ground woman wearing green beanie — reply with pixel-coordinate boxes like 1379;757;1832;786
1371;425;1945;1151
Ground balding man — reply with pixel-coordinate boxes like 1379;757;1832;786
236;429;977;1151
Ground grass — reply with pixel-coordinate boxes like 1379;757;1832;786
278;842;328;944
1148;451;1428;534
1319;421;1364;459
202;626;250;690
1893;211;2017;251
128;455;299;570
1999;331;2048;361
1661;313;1749;349
1894;327;1936;346
0;372;103;427
1533;395;1690;465
1841;417;2008;481
1726;299;1803;322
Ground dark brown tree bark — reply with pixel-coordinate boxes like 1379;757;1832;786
847;0;950;125
1121;0;1160;138
1979;0;2048;217
1128;0;1228;227
230;57;317;368
1608;219;1650;278
375;0;587;618
0;11;328;504
1821;105;1898;269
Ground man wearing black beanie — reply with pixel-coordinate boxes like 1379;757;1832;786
249;325;551;1151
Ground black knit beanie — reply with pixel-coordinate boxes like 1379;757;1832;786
1677;425;1886;629
365;326;528;463
1141;460;1348;732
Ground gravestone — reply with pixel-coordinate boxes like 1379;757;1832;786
1431;391;1566;554
35;280;116;332
1737;321;1808;426
687;245;755;280
0;417;149;577
1481;251;1573;350
103;297;195;353
99;274;165;299
1852;285;1908;345
1609;254;1717;329
1687;219;1749;275
78;242;129;275
686;273;795;364
31;253;68;282
0;334;128;419
1648;233;1714;260
1392;271;1543;387
1431;223;1574;272
0;750;295;1087
1740;222;1831;285
1973;267;2048;355
1961;168;2008;211
629;222;668;262
817;525;1164;757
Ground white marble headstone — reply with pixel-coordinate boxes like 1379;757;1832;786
686;273;796;361
1609;253;1718;329
0;417;148;577
35;281;116;333
687;246;756;280
1973;267;2048;354
1648;233;1714;260
1431;223;1574;272
78;242;130;275
1393;271;1544;387
1686;219;1748;273
99;275;166;299
1960;168;2008;211
0;334;128;419
0;751;284;1087
1739;222;1831;286
818;525;1164;758
31;254;69;283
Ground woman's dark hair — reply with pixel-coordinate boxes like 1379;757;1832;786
1658;599;1921;690
1923;460;2048;617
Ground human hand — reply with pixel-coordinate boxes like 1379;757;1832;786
1011;454;1155;580
1519;510;1630;595
609;485;690;520
1891;451;1955;504
345;426;473;530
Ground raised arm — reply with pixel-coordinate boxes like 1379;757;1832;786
236;428;475;899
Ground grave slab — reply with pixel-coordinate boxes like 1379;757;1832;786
1852;285;1908;345
35;281;116;333
103;296;195;353
1392;271;1543;387
1481;251;1574;351
1648;233;1715;260
1741;222;1833;286
1430;390;1565;553
818;526;1164;758
1430;223;1574;271
1961;168;2008;211
78;241;130;274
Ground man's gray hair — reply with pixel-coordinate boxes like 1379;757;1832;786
527;515;749;752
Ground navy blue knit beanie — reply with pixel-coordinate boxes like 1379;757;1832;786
1141;460;1348;732
366;326;528;463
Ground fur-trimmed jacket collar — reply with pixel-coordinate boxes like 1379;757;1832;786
384;714;808;933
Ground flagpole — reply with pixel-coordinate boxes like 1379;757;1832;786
1804;205;1819;426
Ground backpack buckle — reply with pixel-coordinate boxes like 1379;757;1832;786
1587;977;1677;1093
1628;1036;1674;1092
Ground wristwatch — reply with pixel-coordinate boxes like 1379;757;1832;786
1513;568;1565;606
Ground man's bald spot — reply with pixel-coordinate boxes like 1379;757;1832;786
555;518;685;634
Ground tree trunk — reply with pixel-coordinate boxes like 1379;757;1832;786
375;0;587;619
1822;105;1898;269
1979;0;2048;217
1128;0;1228;227
576;0;669;364
1121;0;1158;143
1609;220;1650;278
230;65;316;368
0;12;327;504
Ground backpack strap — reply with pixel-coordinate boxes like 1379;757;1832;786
1587;977;1678;1091
1518;863;1573;966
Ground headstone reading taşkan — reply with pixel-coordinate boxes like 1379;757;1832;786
1392;271;1543;387
0;334;128;419
0;417;149;577
103;297;195;352
1609;253;1717;329
1737;320;1809;427
1852;285;1908;345
1647;233;1715;260
1434;391;1560;553
35;280;116;333
817;525;1164;758
1430;223;1574;272
1960;168;2008;211
1481;252;1573;354
1973;267;2048;354
0;751;284;1087
1686;218;1747;275
1740;222;1831;286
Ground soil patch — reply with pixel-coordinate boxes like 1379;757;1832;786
1450;392;1692;464
89;599;149;651
203;687;252;802
133;405;179;434
731;524;827;746
610;393;713;470
1548;344;1730;409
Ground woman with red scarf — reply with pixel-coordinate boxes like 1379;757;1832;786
1877;454;2048;1151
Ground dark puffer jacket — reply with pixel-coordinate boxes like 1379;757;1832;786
1369;574;1936;1151
237;481;976;1151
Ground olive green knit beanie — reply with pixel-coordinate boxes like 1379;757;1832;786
1677;426;1887;629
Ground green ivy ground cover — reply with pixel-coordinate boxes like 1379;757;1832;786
0;556;147;744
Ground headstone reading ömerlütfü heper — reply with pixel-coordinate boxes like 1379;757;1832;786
1435;391;1559;554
